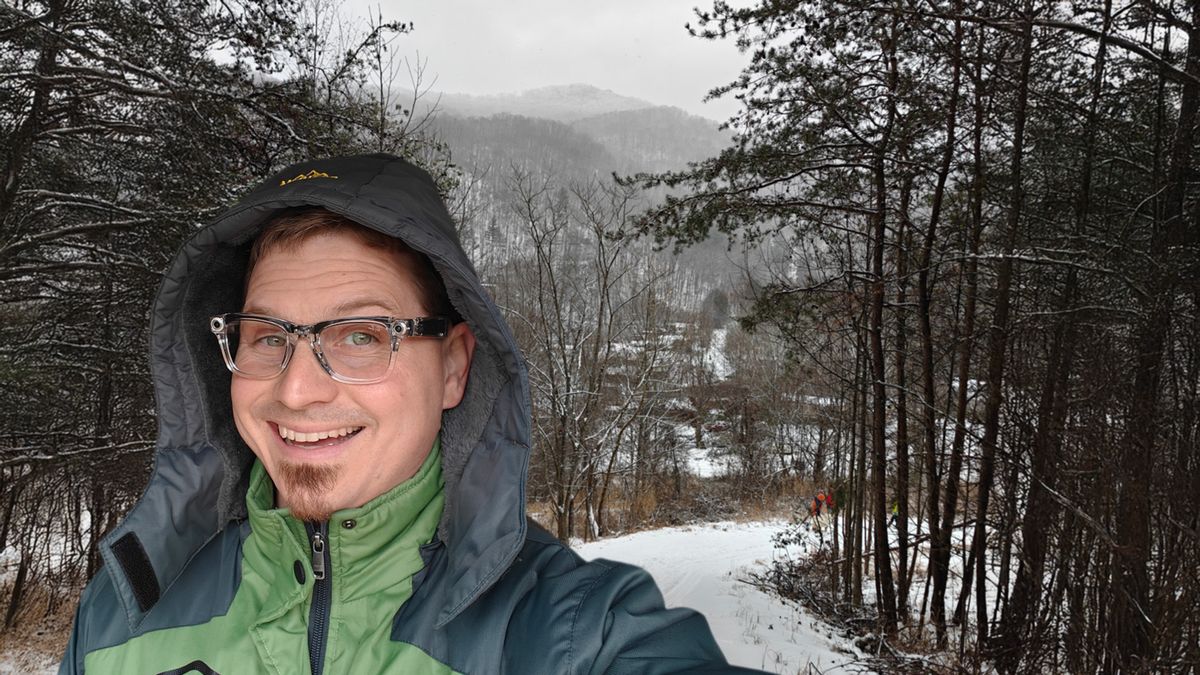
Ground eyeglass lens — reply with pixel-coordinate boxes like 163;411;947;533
226;318;393;381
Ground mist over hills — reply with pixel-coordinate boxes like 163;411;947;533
433;113;620;179
570;106;728;174
425;83;659;122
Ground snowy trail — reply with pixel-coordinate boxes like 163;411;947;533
576;521;872;674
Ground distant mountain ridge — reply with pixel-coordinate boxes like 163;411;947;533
427;84;659;122
433;113;620;178
431;107;727;177
422;83;729;176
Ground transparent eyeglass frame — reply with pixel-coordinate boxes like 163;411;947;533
209;313;451;384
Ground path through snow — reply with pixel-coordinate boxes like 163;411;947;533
577;521;872;674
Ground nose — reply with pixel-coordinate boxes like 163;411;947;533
274;338;338;408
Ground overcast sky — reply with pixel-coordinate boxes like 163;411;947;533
351;0;747;121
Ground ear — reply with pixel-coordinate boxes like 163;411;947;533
441;321;476;409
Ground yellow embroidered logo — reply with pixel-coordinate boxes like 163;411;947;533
279;169;338;187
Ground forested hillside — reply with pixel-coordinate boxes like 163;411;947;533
572;106;730;173
423;102;785;545
429;102;737;313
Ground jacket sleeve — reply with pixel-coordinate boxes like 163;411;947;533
58;567;125;675
571;559;769;675
58;577;93;675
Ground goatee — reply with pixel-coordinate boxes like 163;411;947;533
276;461;341;522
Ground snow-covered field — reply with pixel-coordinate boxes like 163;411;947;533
577;521;872;674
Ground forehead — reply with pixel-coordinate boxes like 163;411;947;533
243;231;422;316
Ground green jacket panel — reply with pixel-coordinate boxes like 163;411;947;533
76;449;455;675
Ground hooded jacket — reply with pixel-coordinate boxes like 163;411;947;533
59;154;764;674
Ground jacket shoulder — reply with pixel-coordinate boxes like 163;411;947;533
500;520;760;674
395;520;762;674
58;524;245;673
519;518;582;565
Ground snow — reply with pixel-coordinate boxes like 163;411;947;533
576;521;872;673
0;648;56;675
705;327;733;380
0;547;18;586
686;447;730;478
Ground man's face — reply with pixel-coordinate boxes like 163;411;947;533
232;231;473;520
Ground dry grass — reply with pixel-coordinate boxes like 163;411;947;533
0;581;76;673
527;474;814;543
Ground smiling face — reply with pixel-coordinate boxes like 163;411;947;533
232;230;473;521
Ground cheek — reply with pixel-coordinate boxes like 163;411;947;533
230;381;263;433
230;381;250;418
369;370;440;422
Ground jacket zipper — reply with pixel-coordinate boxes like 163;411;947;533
306;522;331;675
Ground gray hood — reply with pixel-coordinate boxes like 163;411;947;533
100;154;531;629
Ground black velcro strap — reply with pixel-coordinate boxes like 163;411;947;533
157;660;219;675
112;532;160;612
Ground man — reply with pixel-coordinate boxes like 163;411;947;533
809;491;828;519
60;154;765;674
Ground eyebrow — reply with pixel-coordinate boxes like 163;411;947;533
240;298;399;318
331;298;398;316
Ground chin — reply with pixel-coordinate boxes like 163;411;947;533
277;460;342;522
288;502;335;523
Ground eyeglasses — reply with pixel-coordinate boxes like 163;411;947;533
209;313;451;384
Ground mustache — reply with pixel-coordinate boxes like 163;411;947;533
253;403;370;427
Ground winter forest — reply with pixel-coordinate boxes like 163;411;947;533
2;0;1200;673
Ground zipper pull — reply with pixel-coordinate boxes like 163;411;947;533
310;531;326;581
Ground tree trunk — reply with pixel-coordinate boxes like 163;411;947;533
966;0;1036;647
3;550;30;629
1106;2;1200;669
932;16;986;647
893;184;913;621
994;6;1111;665
854;327;869;606
0;0;65;222
868;35;899;628
918;2;964;644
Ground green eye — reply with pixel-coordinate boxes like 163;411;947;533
346;331;376;346
261;334;287;348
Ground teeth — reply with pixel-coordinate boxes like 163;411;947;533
277;425;360;443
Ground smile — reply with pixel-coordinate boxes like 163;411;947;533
277;425;363;444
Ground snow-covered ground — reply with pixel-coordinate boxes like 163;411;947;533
0;646;56;675
577;521;873;674
705;326;734;379
685;440;736;478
